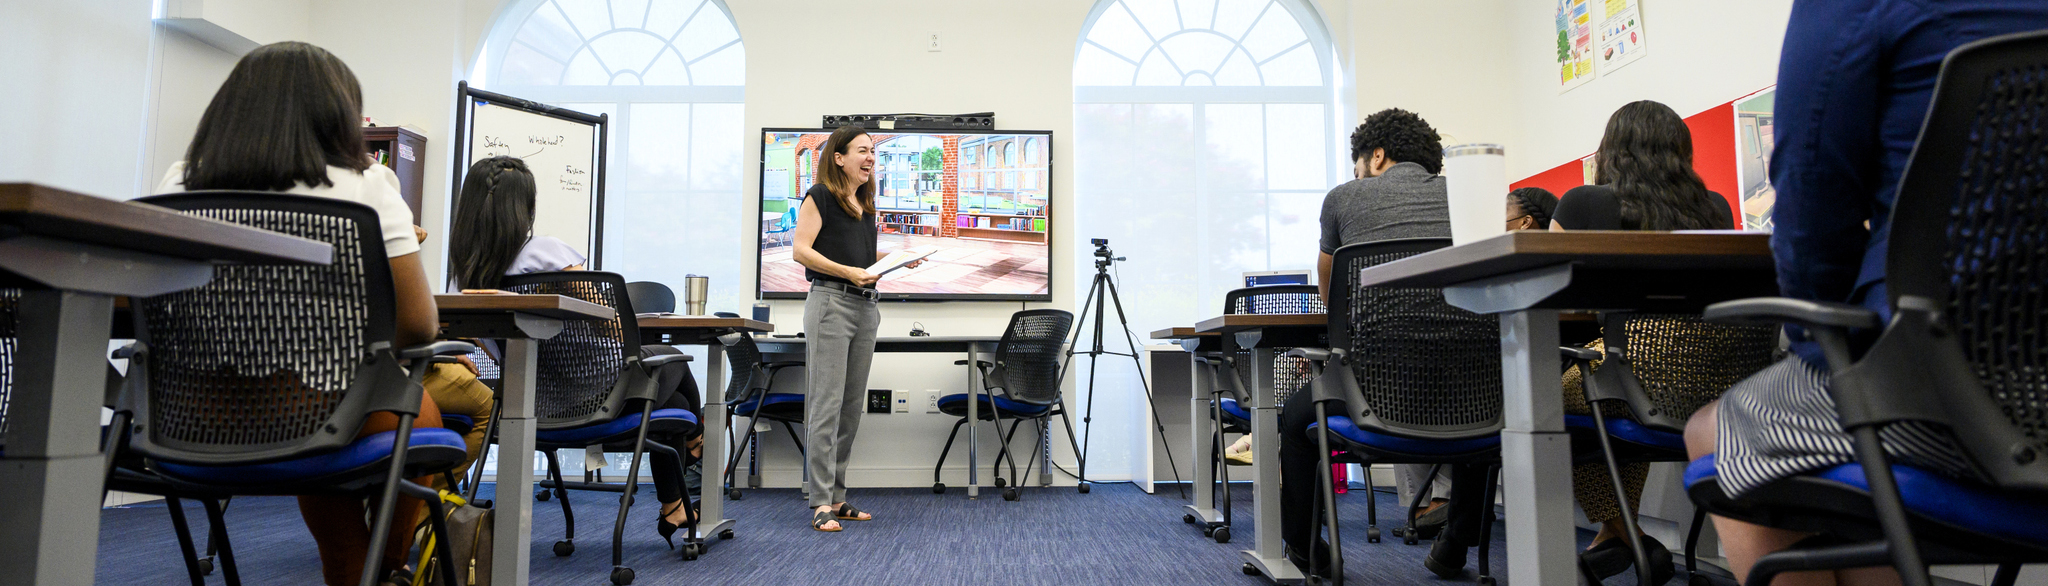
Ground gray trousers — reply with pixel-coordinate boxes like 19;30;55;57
803;284;880;507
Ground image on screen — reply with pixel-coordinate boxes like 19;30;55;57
758;128;1052;301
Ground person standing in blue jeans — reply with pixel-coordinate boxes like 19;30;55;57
790;125;918;532
1684;1;2048;584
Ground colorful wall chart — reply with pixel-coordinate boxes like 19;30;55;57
1596;0;1648;75
1557;0;1597;92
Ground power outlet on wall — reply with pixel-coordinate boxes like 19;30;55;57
866;389;892;414
925;390;943;413
927;32;942;52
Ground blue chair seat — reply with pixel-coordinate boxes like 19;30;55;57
536;408;698;445
1311;416;1500;456
1565;414;1685;451
733;393;804;417
1217;398;1250;422
156;428;467;485
938;393;1051;417
1686;454;2048;547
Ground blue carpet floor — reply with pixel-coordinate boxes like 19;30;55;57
94;481;1641;585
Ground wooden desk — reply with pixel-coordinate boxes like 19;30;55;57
749;336;1024;498
1356;231;1774;585
1195;313;1326;584
436;294;613;585
633;315;771;550
0;183;331;586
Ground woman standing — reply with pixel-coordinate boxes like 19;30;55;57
791;126;910;532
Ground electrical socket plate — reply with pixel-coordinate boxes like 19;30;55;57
893;389;911;413
866;389;892;414
925;390;943;413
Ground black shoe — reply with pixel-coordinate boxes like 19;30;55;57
1638;535;1675;585
1580;536;1631;580
1286;541;1334;578
1407;500;1449;540
1424;538;1468;579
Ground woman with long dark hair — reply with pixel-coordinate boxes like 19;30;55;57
446;156;705;546
791;125;915;532
156;41;467;586
1550;100;1745;583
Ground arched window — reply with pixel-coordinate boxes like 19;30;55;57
475;0;744;478
1072;0;1338;329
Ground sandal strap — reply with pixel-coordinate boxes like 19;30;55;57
812;508;841;531
835;503;871;520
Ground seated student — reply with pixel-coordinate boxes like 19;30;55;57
1281;108;1487;578
1686;2;2048;585
1506;187;1558;231
1550;100;1739;583
446;156;704;545
156;41;464;586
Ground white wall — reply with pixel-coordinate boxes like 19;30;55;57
1348;1;1517;155
1504;0;1793;178
0;0;155;199
143;26;239;191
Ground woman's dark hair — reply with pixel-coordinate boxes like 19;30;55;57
817;125;876;218
1593;100;1725;230
449;157;537;290
1349;108;1444;174
1508;187;1559;229
181;41;370;191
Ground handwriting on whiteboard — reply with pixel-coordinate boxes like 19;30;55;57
565;166;587;175
560;176;585;193
483;136;508;150
530;135;566;146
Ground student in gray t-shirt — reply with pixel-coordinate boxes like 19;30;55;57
1315;108;1452;299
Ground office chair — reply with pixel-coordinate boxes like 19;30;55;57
1557;313;1776;585
626;281;677;315
766;208;798;247
499;271;700;576
1183;284;1325;544
118;192;475;586
716;321;806;501
1290;237;1504;586
933;309;1074;500
1695;29;2048;586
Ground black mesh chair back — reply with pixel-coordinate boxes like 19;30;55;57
1872;29;2048;490
1599;314;1779;430
0;288;16;445
1222;284;1326;405
126;192;397;463
626;281;675;314
1329;238;1502;436
991;309;1073;406
499;271;641;428
719;329;768;404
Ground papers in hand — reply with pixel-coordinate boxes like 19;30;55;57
867;247;936;279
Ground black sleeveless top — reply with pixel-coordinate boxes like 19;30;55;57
803;182;877;286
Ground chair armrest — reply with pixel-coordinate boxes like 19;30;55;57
398;340;478;360
1704;298;1880;330
1285;347;1337;364
762;360;805;369
952;359;994;367
111;343;139;360
1559;346;1602;361
642;353;693;368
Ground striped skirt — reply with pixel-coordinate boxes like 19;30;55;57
1712;356;1981;498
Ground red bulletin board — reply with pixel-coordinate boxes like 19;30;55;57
1511;99;1747;227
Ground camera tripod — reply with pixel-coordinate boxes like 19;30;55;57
1055;240;1183;496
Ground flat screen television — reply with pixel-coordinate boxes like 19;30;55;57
757;128;1053;301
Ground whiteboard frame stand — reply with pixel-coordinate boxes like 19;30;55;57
449;81;612;268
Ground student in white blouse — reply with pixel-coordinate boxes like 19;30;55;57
447;156;705;547
155;41;483;586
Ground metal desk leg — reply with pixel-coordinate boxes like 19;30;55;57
0;290;113;586
694;343;735;541
965;344;980;499
491;338;538;586
1184;355;1221;526
1500;310;1575;585
1240;345;1303;583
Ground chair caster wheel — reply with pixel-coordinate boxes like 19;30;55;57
932;483;945;494
719;529;735;540
994;477;1007;488
1183;514;1196;524
680;543;705;560
196;557;214;576
1077;483;1090;494
1212;526;1230;543
1242;563;1260;576
535;491;551;501
1367;527;1381;543
727;489;742;500
609;566;634;585
553;540;574;557
1002;487;1019;501
1203;526;1216;537
1307;575;1324;585
1404;533;1418;546
1476;576;1495;586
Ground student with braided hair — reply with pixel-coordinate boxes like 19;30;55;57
1506;186;1558;231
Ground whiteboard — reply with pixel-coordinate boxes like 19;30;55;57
462;99;602;266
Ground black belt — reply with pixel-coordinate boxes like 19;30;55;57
811;279;879;301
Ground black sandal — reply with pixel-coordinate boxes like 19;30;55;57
811;508;843;532
834;503;872;521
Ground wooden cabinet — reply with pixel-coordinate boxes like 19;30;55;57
363;126;426;223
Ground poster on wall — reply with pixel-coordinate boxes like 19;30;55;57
1734;87;1777;231
1557;0;1597;92
1596;0;1649;75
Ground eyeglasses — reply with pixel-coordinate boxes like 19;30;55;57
1506;215;1532;225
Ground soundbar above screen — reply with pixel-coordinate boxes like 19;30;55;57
758;128;1052;301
